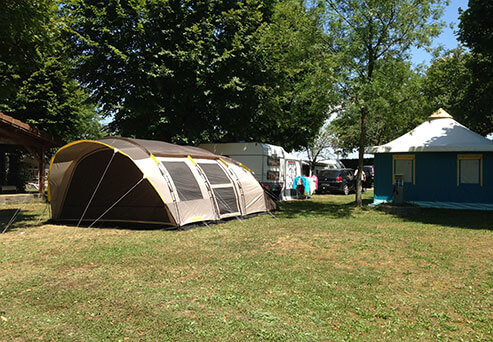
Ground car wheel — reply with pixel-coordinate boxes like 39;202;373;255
343;184;349;195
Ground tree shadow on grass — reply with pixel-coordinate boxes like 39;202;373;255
278;197;373;219
376;205;493;231
0;209;40;233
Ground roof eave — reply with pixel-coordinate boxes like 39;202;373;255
370;146;493;153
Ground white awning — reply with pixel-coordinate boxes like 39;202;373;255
368;108;493;153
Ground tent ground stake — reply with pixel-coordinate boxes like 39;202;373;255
2;209;21;234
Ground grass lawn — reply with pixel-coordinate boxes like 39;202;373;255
0;191;491;341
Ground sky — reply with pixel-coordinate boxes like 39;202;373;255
410;0;469;66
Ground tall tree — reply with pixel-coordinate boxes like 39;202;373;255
15;56;103;141
0;0;103;189
329;59;426;154
0;0;56;112
322;0;446;206
63;0;334;150
254;0;337;150
304;124;336;173
456;0;493;135
0;0;103;141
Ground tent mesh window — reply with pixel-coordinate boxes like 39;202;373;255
198;163;231;185
213;187;239;215
161;161;203;201
198;163;240;215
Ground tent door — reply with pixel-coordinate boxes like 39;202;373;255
197;162;241;218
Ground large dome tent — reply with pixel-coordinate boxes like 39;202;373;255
48;137;277;228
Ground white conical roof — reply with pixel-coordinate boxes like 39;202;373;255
368;109;493;153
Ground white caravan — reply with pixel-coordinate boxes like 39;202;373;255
199;142;302;200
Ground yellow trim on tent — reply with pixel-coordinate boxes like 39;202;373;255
457;154;482;160
147;154;167;204
481;157;483;186
219;158;228;167
239;162;251;172
48;140;129;202
48;140;168;209
187;155;197;166
413;160;415;185
393;154;415;160
61;218;175;226
47;154;56;202
190;215;204;222
145;177;166;204
150;153;159;164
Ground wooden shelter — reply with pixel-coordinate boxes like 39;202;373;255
0;113;61;194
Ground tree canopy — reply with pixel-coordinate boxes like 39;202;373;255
455;0;493;135
322;0;446;206
62;0;335;150
4;0;492;195
458;0;493;58
0;0;103;142
329;58;426;154
421;48;493;136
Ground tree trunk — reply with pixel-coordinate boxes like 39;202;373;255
38;148;45;194
355;106;367;207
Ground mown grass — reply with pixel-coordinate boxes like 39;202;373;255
0;192;491;341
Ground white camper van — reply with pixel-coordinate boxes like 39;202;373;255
199;142;301;200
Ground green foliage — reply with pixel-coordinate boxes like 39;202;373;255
15;57;104;141
0;0;103;141
454;0;493;136
330;59;426;154
422;49;493;136
458;0;493;58
63;0;334;150
0;0;57;112
322;0;446;204
254;0;337;150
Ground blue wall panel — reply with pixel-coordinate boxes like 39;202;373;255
374;152;493;205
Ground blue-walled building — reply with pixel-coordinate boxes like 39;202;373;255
368;109;493;210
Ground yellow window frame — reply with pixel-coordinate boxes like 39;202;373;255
457;154;483;186
392;154;415;184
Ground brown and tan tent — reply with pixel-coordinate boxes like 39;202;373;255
48;137;277;227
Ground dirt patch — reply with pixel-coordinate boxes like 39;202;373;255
272;236;315;252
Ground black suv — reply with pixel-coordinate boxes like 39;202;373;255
317;169;355;195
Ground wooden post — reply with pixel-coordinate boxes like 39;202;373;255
38;148;45;194
0;148;5;186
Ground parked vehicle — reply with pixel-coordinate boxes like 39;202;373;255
317;169;355;195
310;159;346;175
